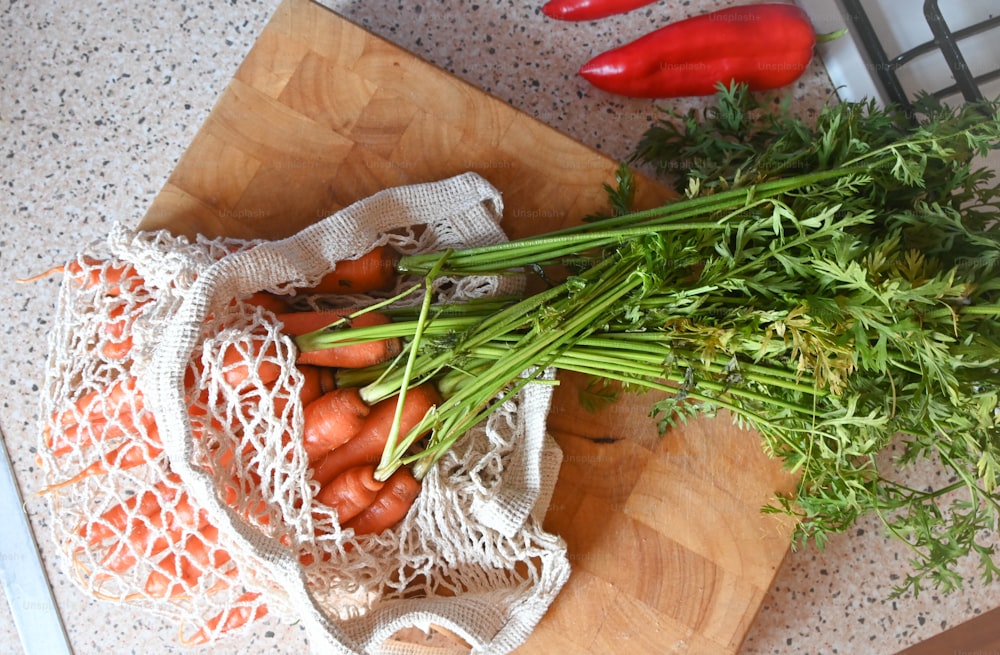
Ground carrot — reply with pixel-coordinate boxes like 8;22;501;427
219;332;282;388
80;486;170;545
300;245;399;295
314;465;385;524
269;364;337;426
343;466;421;535
220;480;271;527
41;419;161;494
45;376;147;458
144;548;204;598
99;517;176;574
101;301;143;360
184;361;243;438
301;388;370;461
140;518;227;599
241;291;288;314
81;481;202;580
101;489;202;569
299;365;336;404
183;524;232;573
77;475;198;547
276;308;353;335
184;591;268;646
55;376;140;428
260;365;331;471
278;309;402;368
164;489;207;533
310;384;441;487
20;256;145;295
45;419;103;459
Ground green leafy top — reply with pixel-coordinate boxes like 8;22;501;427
630;83;1000;596
302;83;1000;598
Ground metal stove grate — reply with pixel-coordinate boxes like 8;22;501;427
839;0;1000;111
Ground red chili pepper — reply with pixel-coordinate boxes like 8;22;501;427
578;3;816;98
542;0;659;22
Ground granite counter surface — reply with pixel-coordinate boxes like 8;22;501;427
2;1;997;653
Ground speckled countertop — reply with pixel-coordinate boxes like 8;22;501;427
2;1;998;654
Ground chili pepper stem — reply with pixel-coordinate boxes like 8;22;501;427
815;28;849;44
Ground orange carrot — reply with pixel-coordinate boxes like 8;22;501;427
166;489;207;533
55;376;140;429
314;465;385;524
310;384;441;487
270;364;337;425
343;466;421;535
183;524;232;572
219;333;282;388
139;514;228;599
81;475;197;534
301;388;370;462
45;419;103;459
275;308;353;335
241;291;288;315
41;418;160;494
278;309;402;369
184;591;268;645
99;518;175;574
220;480;271;527
47;376;148;459
144;549;204;598
101;301;143;360
20;256;145;295
117;521;227;587
298;364;337;406
80;486;169;545
300;245;399;295
88;259;144;296
184;362;244;438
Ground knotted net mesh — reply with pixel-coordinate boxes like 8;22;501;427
36;174;570;654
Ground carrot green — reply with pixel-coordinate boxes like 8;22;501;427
297;83;1000;598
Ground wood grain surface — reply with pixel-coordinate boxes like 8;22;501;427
138;1;798;652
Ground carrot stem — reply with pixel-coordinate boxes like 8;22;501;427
375;250;451;480
293;282;423;352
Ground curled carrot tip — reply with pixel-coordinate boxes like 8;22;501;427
16;264;66;284
39;472;97;495
39;437;161;495
37;482;63;496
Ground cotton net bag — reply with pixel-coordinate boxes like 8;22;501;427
37;172;571;654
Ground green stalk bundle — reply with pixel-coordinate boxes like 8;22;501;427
298;84;1000;597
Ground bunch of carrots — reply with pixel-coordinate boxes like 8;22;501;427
32;244;441;644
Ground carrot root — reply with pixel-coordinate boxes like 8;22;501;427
241;291;289;315
310;384;441;487
19;257;145;295
300;245;399;295
297;364;338;407
314;465;385;525
344;466;422;535
219;334;282;388
17;263;66;284
42;444;160;495
278;309;403;369
302;388;371;461
79;485;167;545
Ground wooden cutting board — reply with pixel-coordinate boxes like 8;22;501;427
139;0;798;652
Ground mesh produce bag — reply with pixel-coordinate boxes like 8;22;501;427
37;173;571;654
